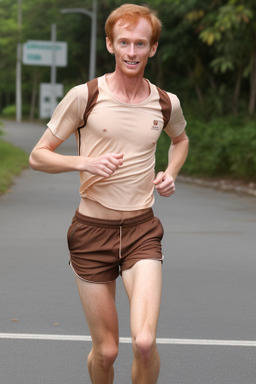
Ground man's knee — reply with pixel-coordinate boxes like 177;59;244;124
133;331;156;364
97;343;119;370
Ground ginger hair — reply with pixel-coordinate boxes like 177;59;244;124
105;4;162;46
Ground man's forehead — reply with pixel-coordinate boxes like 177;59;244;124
113;17;152;37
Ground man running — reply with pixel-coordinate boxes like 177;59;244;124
29;4;189;383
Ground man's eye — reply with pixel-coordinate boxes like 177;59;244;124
137;42;144;47
120;41;127;46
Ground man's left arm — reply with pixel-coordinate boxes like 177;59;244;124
153;131;189;197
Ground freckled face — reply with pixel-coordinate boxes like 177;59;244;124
106;18;158;78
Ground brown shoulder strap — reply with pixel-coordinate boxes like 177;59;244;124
156;86;172;129
83;77;99;126
77;78;99;155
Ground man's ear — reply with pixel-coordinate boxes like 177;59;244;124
106;37;114;54
149;42;158;58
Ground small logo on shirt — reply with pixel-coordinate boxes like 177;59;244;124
151;120;160;130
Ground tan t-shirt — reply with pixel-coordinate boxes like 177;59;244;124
48;75;186;211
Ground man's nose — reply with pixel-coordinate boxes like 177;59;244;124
127;44;136;56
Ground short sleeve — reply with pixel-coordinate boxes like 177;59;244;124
47;85;88;141
164;93;187;138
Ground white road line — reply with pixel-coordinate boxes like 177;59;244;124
1;333;256;347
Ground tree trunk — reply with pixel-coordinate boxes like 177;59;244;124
186;64;205;106
208;74;217;91
194;83;205;106
233;65;243;115
248;49;256;116
156;50;164;88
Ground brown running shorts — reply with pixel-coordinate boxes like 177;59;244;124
67;208;164;283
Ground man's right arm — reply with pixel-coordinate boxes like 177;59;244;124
29;128;123;177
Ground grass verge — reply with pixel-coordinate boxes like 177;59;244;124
0;139;29;195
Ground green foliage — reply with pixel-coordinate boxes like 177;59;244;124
199;2;253;74
1;105;16;118
0;0;256;117
171;115;256;180
1;104;31;118
0;0;20;97
155;131;170;173
0;139;29;194
156;111;256;181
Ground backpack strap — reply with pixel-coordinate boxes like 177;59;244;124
78;78;99;155
83;78;99;126
156;86;172;129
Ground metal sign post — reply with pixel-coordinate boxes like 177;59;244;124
16;0;22;122
60;0;97;80
50;24;57;115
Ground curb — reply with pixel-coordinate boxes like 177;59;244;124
178;176;256;197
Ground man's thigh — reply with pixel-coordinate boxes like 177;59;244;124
76;278;119;344
122;260;162;335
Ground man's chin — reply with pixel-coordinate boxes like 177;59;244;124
122;67;142;78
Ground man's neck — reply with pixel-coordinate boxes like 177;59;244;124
105;71;150;104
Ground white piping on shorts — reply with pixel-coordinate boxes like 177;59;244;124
69;260;115;285
133;257;165;266
69;257;164;285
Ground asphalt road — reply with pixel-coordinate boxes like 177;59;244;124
1;120;256;384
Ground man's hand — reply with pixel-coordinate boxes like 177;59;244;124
153;171;175;197
84;153;124;177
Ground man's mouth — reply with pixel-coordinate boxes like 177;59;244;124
125;61;139;65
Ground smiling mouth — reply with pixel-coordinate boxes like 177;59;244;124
125;61;139;65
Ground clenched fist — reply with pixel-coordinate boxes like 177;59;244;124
83;153;124;177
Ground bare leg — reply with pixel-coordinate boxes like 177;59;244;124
122;260;162;384
76;277;119;384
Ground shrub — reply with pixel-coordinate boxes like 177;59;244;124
1;104;31;118
155;115;256;181
1;105;16;118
